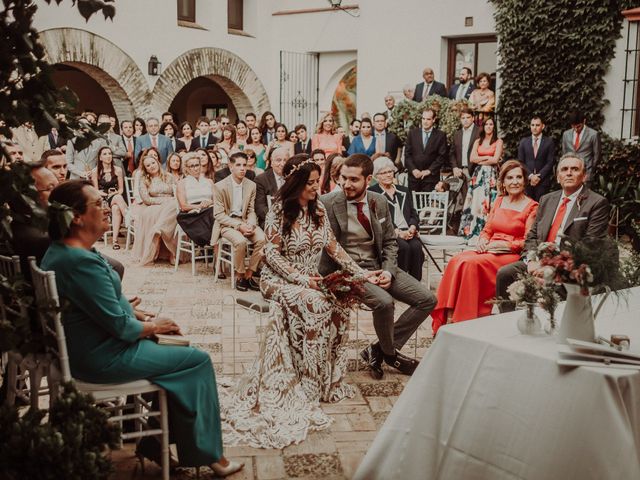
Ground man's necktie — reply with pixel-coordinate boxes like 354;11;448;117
356;202;373;238
573;132;580;151
423;130;430;149
201;136;206;148
533;137;539;157
151;136;157;148
546;197;571;242
376;134;384;154
127;138;134;173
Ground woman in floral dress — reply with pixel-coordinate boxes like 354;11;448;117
221;155;377;449
458;117;503;240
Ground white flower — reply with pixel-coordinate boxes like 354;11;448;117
507;280;525;302
585;266;594;284
541;266;555;283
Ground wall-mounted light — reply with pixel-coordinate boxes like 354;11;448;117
329;0;342;6
148;55;161;76
327;0;359;17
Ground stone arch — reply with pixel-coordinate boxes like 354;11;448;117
152;48;270;118
38;28;149;121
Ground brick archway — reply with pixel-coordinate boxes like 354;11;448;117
39;28;149;121
152;48;270;118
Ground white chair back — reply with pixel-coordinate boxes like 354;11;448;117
124;175;136;205
267;194;273;209
0;254;20;279
413;191;449;235
28;258;71;383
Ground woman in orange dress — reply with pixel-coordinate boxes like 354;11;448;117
311;113;344;155
431;160;538;336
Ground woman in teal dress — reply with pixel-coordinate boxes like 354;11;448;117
41;180;243;477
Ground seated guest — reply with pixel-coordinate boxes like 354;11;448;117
194;148;215;181
41;180;243;476
265;123;295;163
216;125;238;165
178;121;198;152
132;154;179;265
91;146;128;250
496;154;609;312
255;148;288;227
214;161;256;183
312;113;343;156
246;127;267;170
166;152;183;182
176;152;215;247
212;152;265;292
347;117;376;156
431;161;538;335
244;148;264;176
369;157;424;281
42;149;68;183
293;124;312;155
235;120;249;149
320;153;345;194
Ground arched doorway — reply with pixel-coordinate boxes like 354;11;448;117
51;64;117;120
153;47;270;121
169;76;238;125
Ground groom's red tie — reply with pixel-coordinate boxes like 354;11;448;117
356;202;373;238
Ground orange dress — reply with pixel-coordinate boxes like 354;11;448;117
311;132;344;155
431;196;538;335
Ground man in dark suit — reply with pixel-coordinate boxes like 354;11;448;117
496;154;609;311
133;117;173;166
293;124;312;155
372;113;402;164
255;148;288;227
449;107;481;224
448;67;475;101
320;154;436;379
517;116;555;201
342;119;361;153
120;120;137;174
195;116;218;149
404;108;448;192
412;67;447;101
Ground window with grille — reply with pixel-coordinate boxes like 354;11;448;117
621;17;640;139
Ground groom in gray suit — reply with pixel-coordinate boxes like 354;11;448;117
496;154;609;311
320;154;437;379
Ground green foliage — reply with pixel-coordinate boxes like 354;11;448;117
388;96;468;143
490;0;640;158
0;383;120;480
620;248;640;286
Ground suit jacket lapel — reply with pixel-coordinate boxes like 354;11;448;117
368;195;383;252
333;191;348;239
563;189;589;231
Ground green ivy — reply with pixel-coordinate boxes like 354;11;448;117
490;0;640;157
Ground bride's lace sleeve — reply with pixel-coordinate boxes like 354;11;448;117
264;203;312;287
321;204;365;277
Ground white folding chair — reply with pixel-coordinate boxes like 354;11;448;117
214;237;254;287
29;259;170;480
124;176;137;250
174;224;215;276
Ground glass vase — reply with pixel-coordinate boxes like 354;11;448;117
517;303;541;335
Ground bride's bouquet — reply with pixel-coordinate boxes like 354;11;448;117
318;270;366;309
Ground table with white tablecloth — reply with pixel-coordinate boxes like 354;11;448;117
355;287;640;480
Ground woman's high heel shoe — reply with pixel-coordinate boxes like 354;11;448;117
211;459;245;477
135;437;179;472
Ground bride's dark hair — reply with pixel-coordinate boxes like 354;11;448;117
277;154;322;237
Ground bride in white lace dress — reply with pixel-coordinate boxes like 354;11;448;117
221;156;378;449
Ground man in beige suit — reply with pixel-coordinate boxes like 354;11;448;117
212;151;265;291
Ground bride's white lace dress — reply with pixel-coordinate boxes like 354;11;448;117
220;200;363;448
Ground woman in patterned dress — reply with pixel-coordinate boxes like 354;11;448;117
221;155;378;449
458;117;503;241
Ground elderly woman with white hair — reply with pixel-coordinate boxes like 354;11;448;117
368;156;424;280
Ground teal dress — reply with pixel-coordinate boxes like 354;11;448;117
41;242;223;467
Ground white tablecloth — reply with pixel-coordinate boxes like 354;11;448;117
355;287;640;480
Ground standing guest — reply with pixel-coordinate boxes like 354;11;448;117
161;121;185;153
166;152;183;182
42;180;243;476
97;114;127;172
255;147;288;227
132;154;179;265
384;95;395;122
320;154;437;380
244;112;257;130
448;67;475;101
178;121;198;152
236;121;249;149
402;84;415;101
246;127;267;170
496;155;609;312
11;122;39;162
244;148;264;176
161;111;174;124
66;116;121;180
468;72;495;120
219;115;231;129
449;107;481;213
372;113;402;163
294;124;312;155
1;140;23;165
91;146;128;250
412;67;447;101
561;111;601;179
432;161;538;335
321;153;345;195
311;148;327;174
404;108;448;192
369;157;424;281
259;111;277;145
43;149;68;183
517;116;556;201
458;117;503;240
312;113;344;156
134;117;173;166
176;152;215;247
342;119;361;153
37;126;67;158
209;117;222;141
265;123;295;161
196;116;218;149
347;117;376;156
133;118;146;137
212;152;265;292
217;125;238;164
121;120;137;174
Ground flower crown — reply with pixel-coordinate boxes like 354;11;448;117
285;158;316;179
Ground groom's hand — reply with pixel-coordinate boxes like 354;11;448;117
378;271;392;289
364;270;382;285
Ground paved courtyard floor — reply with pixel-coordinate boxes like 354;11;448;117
103;244;436;479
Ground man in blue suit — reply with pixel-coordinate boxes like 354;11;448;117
517;116;555;201
134;117;173;167
448;67;475;101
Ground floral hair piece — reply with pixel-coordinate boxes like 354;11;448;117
285;158;316;179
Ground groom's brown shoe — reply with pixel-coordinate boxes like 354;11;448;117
360;343;384;380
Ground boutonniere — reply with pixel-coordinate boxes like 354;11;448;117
576;194;586;211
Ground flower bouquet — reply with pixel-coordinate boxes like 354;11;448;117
318;270;366;310
505;273;543;334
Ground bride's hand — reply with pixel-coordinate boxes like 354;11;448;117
308;276;323;290
364;270;382;285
